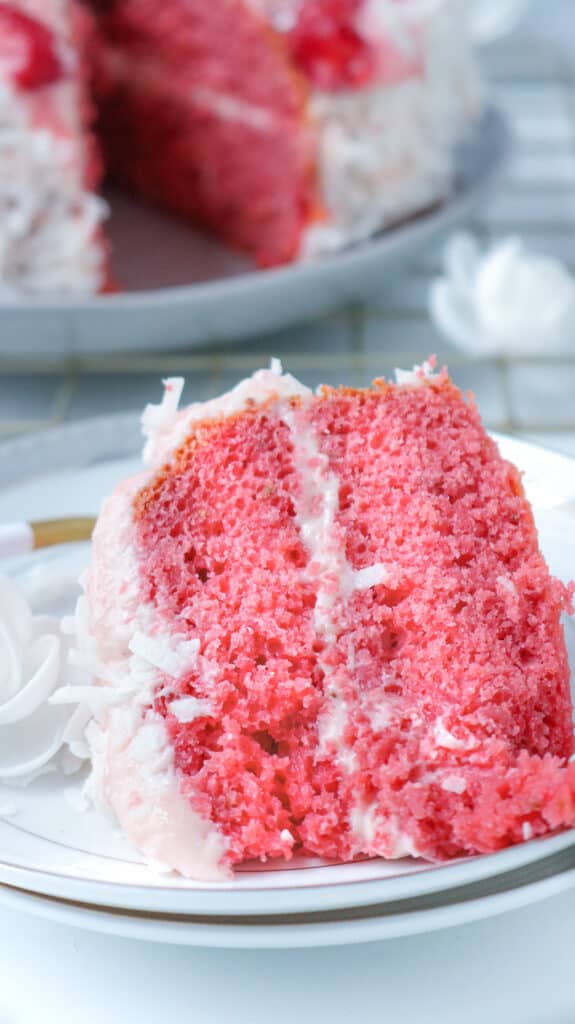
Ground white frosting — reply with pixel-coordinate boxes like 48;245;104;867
351;800;379;846
433;716;466;751
281;398;343;639
496;574;520;623
0;78;106;299
0;1;107;298
95;704;227;881
73;663;227;881
430;232;575;356
279;396;387;772
129;632;200;678
347;563;393;593
367;697;397;731
353;800;418;858
169;696;214;723
357;0;448;54
394;358;440;388
384;817;420;859
441;774;467;794
496;575;518;598
141;378;185;466
302;0;480;257
0;574;88;783
276;379;418;857
522;821;533;841
79;476;231;880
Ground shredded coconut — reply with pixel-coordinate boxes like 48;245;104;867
129;632;200;679
433;716;466;750
395;358;440;388
441;774;467;794
168;696;214;724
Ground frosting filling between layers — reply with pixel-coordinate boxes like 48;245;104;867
279;396;392;783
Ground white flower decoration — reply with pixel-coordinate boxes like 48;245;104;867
430;233;575;356
0;575;89;784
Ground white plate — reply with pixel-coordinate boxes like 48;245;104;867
0;418;574;922
2;843;575;948
0;107;508;359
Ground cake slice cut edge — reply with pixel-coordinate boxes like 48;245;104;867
73;361;575;880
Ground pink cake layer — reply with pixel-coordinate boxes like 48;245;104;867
86;366;575;878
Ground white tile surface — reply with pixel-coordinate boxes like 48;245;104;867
508;364;575;428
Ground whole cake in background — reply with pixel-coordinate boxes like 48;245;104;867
0;0;480;295
76;362;575;880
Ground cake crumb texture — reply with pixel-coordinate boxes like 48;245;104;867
127;372;575;868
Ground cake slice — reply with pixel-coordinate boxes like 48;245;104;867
92;0;480;266
78;363;575;880
0;1;107;297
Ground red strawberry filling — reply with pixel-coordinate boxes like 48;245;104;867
0;3;65;90
287;0;377;91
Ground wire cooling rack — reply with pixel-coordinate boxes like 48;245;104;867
0;34;574;453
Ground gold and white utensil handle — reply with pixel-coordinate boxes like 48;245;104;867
0;518;96;559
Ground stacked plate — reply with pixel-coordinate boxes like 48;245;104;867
1;418;575;949
3;784;575;948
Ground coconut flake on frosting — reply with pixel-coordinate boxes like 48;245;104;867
395;357;441;387
169;696;215;723
129;632;201;679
